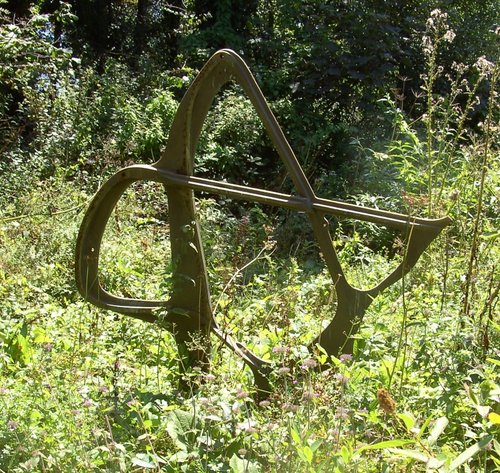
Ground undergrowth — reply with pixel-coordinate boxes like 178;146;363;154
0;8;499;473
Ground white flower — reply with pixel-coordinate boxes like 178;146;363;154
443;30;456;43
475;56;495;75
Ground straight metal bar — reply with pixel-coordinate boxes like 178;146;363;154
156;167;450;232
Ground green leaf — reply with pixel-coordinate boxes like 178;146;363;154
8;323;32;364
310;439;323;453
397;413;415;431
355;439;414;454
230;454;245;473
464;384;479;404
166;409;195;450
489;321;500;332
427;416;448;446
131;453;157;468
290;428;301;445
388;448;431;463
417;415;433;440
486;357;500;367
30;409;43;422
33;326;50;344
480;231;499;241
475;405;490;418
391;440;449;470
302;445;313;465
340;445;351;463
448;435;493;471
229;454;260;473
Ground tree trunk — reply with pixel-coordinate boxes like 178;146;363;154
6;0;33;19
70;0;113;73
133;0;150;69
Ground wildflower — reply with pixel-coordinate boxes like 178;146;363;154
240;215;250;226
0;388;8;395
377;388;396;414
259;400;271;408
339;354;352;363
236;389;249;399
443;29;456;43
429;9;448;23
283;403;299;413
475;56;495;76
335;407;349;419
198;397;210;406
451;62;468;74
272;346;290;354
204;373;216;382
365;429;375;439
300;358;317;370
264;236;277;251
266;422;278;430
302;390;319;400
98;385;109;393
327;428;340;439
334;373;349;384
238;448;247;457
7;420;19;430
236;420;257;433
278;367;290;375
83;398;94;408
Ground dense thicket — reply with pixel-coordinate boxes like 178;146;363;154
1;0;498;191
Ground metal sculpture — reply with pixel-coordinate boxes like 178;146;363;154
75;49;450;394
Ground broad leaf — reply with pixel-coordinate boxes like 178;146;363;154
355;439;414;454
448;435;493;471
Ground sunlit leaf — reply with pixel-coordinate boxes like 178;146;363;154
397;412;415;431
131;454;157;469
489;412;500;425
427;416;448;446
448;435;493;471
355;439;414;454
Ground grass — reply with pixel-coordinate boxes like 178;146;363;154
0;11;499;471
0;165;498;471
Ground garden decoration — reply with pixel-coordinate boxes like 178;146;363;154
75;49;451;394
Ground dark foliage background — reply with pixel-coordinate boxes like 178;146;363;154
1;0;497;193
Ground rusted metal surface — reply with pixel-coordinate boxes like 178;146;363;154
75;49;450;394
